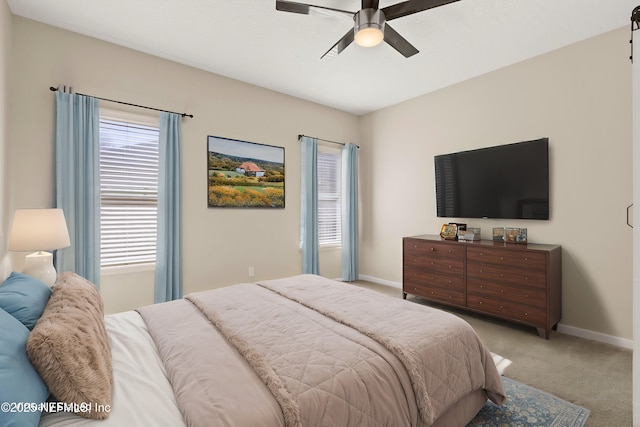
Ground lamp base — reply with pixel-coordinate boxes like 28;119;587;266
23;251;57;287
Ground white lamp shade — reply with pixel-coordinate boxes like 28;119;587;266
8;208;71;252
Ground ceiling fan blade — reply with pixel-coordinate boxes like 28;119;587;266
383;23;419;57
362;0;380;10
321;29;355;59
382;0;460;21
276;0;354;20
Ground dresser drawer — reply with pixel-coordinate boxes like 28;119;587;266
403;253;464;275
403;267;464;292
466;262;547;289
467;246;546;272
467;279;546;309
467;294;546;325
403;239;463;262
403;280;465;306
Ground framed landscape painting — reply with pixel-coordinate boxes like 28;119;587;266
207;135;285;208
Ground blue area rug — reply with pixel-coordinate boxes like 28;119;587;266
467;377;589;427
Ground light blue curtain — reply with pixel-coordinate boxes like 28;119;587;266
54;91;101;286
341;143;359;281
154;112;183;303
300;136;319;275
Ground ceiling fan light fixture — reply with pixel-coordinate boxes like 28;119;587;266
355;27;384;47
354;8;385;48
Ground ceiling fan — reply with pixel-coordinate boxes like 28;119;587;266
275;0;460;59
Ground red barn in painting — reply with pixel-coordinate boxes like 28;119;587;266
236;161;265;177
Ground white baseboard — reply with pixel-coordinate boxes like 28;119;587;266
359;274;633;349
556;324;632;349
358;274;402;289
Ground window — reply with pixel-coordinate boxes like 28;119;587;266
99;111;159;268
317;143;342;246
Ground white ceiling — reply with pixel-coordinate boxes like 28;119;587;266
7;0;637;115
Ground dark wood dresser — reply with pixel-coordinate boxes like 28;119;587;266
402;234;562;338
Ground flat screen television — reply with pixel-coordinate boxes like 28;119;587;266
434;138;549;220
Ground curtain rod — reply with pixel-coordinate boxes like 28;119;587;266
298;134;359;149
49;86;194;118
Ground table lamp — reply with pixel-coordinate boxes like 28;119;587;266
8;208;71;286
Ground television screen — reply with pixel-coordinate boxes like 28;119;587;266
434;138;549;220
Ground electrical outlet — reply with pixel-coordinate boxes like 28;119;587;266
248;267;254;277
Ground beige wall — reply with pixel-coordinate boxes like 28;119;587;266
360;27;632;340
0;0;11;278
8;16;358;312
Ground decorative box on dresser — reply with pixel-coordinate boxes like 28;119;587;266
402;234;562;339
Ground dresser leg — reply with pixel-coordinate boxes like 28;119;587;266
536;327;550;339
402;292;407;300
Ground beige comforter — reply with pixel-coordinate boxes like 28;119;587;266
138;275;505;427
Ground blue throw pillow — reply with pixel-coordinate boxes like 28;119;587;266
0;307;49;427
0;272;51;329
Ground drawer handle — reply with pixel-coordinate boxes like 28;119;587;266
448;249;452;253
524;257;528;261
448;265;452;268
500;257;504;261
524;312;528;316
500;289;504;293
499;305;503;309
448;295;452;299
430;247;436;251
479;285;483;289
479;252;483;256
478;301;483;304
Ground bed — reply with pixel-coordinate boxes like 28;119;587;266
0;272;505;427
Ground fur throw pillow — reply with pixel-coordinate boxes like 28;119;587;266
27;272;112;420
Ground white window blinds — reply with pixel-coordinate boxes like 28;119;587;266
99;114;159;267
318;144;342;246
